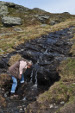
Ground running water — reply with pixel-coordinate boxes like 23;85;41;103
44;49;48;54
32;70;37;88
30;68;38;88
30;70;33;83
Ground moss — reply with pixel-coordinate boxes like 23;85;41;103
58;58;75;82
37;81;69;104
70;34;75;56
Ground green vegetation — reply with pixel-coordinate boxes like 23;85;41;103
34;57;75;112
59;58;75;82
0;3;75;112
70;34;75;56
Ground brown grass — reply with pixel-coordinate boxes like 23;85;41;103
0;95;6;107
8;54;22;66
0;73;11;86
0;18;75;55
57;98;75;113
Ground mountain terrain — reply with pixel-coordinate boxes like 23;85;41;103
0;1;75;113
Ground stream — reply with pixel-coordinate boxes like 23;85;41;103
0;26;75;113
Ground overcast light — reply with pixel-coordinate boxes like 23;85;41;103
1;0;75;14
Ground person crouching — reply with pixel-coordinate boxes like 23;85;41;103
8;59;32;98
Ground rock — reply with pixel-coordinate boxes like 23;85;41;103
0;5;8;16
2;16;22;26
33;8;47;14
37;15;50;23
22;97;26;101
0;48;4;53
62;12;70;15
14;27;23;32
54;106;58;109
15;5;29;12
37;67;59;86
0;60;7;68
60;101;65;105
5;2;16;8
40;24;47;27
50;20;57;25
49;104;54;108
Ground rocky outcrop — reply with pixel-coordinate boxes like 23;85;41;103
37;15;50;23
50;20;57;25
0;1;29;26
2;16;22;26
0;1;29;11
32;8;48;14
0;1;73;27
0;5;8;16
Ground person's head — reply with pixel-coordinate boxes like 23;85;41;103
27;60;33;68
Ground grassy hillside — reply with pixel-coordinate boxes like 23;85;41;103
0;18;75;55
0;2;75;56
0;2;75;112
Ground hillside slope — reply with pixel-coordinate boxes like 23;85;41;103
0;1;75;113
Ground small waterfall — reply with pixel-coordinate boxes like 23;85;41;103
30;62;39;88
33;70;37;88
30;69;34;83
44;49;48;54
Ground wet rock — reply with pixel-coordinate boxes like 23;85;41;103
49;104;54;108
37;67;59;86
60;101;65;105
22;50;40;62
0;59;7;68
2;16;22;26
22;97;26;101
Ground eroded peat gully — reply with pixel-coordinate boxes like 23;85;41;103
0;26;75;113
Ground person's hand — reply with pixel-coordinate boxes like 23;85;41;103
19;74;21;79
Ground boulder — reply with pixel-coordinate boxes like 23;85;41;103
50;20;57;25
0;5;8;16
2;16;22;26
37;15;50;23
